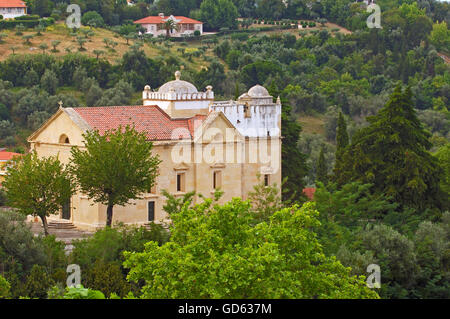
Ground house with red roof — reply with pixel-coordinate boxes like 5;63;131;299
27;71;282;230
134;13;203;37
0;0;27;19
0;150;22;186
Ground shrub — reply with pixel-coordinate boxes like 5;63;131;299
0;275;10;299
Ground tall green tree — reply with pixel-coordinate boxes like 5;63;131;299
200;0;239;31
3;152;74;236
277;91;308;203
337;86;444;209
70;126;161;227
316;145;328;185
333;111;349;183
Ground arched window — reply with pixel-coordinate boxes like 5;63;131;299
59;134;70;144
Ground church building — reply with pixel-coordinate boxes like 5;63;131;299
27;72;282;230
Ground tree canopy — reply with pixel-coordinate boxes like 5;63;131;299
70;125;161;227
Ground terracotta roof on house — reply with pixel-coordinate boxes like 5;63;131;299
303;187;316;201
0;151;21;161
0;0;27;8
134;16;202;25
72;105;200;141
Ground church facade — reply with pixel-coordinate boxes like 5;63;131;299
27;72;282;230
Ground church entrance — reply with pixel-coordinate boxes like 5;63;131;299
62;198;71;220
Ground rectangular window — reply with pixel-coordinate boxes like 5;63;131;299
148;201;155;221
264;174;270;187
213;171;222;189
177;173;185;192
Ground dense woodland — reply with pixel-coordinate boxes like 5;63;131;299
0;0;449;299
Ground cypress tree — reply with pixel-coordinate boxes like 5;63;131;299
333;111;349;184
316;145;328;185
338;85;444;209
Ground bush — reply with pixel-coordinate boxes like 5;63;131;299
81;11;105;28
24;265;55;299
83;260;132;298
15;15;40;21
0;275;10;299
194;30;201;37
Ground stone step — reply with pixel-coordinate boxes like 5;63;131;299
48;221;76;229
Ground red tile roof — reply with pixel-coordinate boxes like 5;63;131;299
0;0;27;8
73;105;203;141
0;151;22;161
134;16;202;25
303;188;316;201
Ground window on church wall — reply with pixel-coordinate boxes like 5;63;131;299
264;174;270;187
177;172;186;192
213;171;222;190
59;134;70;144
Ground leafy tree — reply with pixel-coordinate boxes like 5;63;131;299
70;126;161;227
200;0;239;31
93;49;105;60
3;152;74;236
336;86;445;209
247;174;284;223
24;265;55;299
429;21;450;52
40;69;58;95
39;43;49;54
81;11;105;27
22;34;34;45
51;40;61;53
24;68;39;87
124;198;379;299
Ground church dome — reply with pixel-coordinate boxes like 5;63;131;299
248;85;271;98
158;71;198;94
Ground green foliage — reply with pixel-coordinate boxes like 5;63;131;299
316;145;328;185
81;11;105;28
247;174;284;224
435;143;450;196
200;0;239;31
124;198;378;299
336;86;445;210
429;21;450;53
83;260;131;298
70;126;161;227
3;152;74;236
70;224;168;298
63;285;105;299
70;224;168;268
0;275;10;299
24;265;55;299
